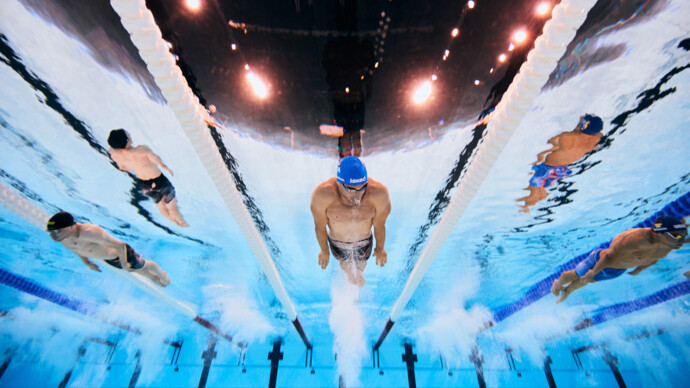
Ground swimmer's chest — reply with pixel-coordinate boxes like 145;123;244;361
326;201;375;225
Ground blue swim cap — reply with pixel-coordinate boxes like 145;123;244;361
337;156;367;185
651;216;687;233
578;114;603;135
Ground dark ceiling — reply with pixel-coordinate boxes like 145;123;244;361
144;0;555;151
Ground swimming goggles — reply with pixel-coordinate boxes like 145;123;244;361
342;183;367;193
665;232;685;240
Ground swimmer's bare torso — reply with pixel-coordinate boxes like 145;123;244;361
109;145;170;181
57;223;124;261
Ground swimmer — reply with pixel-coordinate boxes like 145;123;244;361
46;212;171;287
517;114;603;213
551;216;688;303
310;156;391;286
108;129;189;227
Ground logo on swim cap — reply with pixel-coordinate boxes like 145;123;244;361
651;216;687;233
337;156;367;185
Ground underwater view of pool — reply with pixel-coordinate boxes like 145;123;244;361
0;0;689;386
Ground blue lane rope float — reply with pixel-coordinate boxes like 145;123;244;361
574;279;690;330
0;267;95;315
489;192;690;325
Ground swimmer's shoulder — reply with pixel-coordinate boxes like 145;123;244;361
311;178;339;204
366;178;389;198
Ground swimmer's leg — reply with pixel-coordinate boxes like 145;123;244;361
338;134;353;158
139;260;171;287
551;270;579;297
516;187;548;213
556;272;589;304
166;199;190;228
354;259;368;287
339;259;358;285
352;131;362;157
155;200;177;225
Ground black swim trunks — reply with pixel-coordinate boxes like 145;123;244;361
328;235;373;262
105;244;146;270
138;174;175;204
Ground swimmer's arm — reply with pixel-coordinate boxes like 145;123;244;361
77;255;101;272
143;146;174;177
373;187;391;266
81;226;131;272
533;136;560;165
629;261;656;276
310;188;331;268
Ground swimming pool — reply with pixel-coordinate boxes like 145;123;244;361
1;0;689;386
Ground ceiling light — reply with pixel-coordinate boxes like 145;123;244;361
413;81;432;104
513;30;527;43
498;53;507;62
468;1;475;9
246;72;268;99
536;3;550;15
451;28;459;37
186;0;201;11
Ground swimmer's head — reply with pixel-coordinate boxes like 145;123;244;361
337;156;367;186
107;129;129;149
652;216;687;234
577;114;603;135
47;212;75;241
46;212;74;231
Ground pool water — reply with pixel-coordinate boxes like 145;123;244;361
1;0;689;387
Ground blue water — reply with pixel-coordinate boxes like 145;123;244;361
1;0;690;387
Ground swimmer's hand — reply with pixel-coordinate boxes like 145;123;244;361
86;262;102;272
374;247;387;267
684;270;689;279
581;270;595;282
318;250;329;270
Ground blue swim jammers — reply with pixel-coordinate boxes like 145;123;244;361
575;248;626;281
529;164;572;188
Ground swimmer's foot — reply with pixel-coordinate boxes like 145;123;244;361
158;272;171;287
356;276;365;287
177;220;190;228
551;279;562;297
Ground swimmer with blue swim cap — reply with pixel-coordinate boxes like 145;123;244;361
310;156;391;286
552;215;688;303
517;114;604;213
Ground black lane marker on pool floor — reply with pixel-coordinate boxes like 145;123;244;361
470;347;486;388
603;350;627;388
0;34;203;245
198;336;217;388
402;343;418;388
267;340;284;388
543;356;557;388
128;350;142;388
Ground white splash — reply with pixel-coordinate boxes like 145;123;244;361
329;274;367;387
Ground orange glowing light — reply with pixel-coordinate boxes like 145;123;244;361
186;0;201;11
537;2;550;15
413;81;432;104
498;53;507;62
513;30;527;43
451;28;459;37
246;72;268;99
